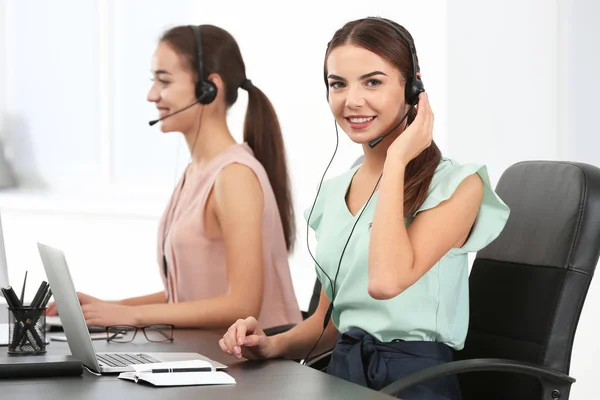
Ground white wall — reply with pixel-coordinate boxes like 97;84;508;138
1;0;195;193
559;0;600;167
557;1;600;399
447;0;561;182
3;0;103;189
448;0;600;398
0;0;6;141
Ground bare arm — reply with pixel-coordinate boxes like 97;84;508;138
368;165;484;300
272;288;338;359
48;291;165;317
126;163;265;328
116;292;166;306
219;287;338;361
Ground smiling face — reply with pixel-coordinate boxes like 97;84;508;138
146;42;200;134
326;44;409;144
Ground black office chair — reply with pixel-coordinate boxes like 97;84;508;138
309;160;600;400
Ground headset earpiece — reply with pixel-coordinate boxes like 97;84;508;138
196;80;217;105
189;25;217;105
405;73;425;106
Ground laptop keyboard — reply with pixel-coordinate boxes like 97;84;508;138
97;353;161;368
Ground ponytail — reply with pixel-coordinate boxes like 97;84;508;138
403;105;442;217
243;85;296;252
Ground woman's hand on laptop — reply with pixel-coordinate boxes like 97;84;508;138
219;317;277;360
46;291;104;316
81;302;138;327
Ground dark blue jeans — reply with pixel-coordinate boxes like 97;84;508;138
327;328;461;400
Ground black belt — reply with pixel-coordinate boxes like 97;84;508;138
334;328;453;391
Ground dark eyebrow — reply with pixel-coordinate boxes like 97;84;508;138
153;69;172;76
327;71;388;81
327;74;345;81
360;71;387;79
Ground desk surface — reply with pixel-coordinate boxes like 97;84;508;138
0;323;394;399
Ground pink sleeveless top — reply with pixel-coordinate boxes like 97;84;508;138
156;143;302;328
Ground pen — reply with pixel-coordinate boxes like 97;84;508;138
1;287;12;306
40;288;53;309
20;271;27;305
2;286;23;309
30;281;48;308
139;367;213;374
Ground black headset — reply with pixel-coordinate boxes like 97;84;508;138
324;17;425;106
188;25;218;105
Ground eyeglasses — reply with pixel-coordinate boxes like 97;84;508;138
105;325;174;343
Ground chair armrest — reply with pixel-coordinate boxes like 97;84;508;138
263;324;297;336
304;350;332;371
380;358;575;399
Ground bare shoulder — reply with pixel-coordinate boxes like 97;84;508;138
214;163;264;207
450;173;484;208
216;162;260;184
422;172;484;214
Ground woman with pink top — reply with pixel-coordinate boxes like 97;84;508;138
47;24;302;330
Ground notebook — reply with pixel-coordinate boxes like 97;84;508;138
118;360;236;387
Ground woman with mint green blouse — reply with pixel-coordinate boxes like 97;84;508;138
219;17;510;400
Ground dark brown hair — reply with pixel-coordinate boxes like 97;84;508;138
324;18;442;217
161;25;295;251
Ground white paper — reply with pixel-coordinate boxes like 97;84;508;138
118;372;138;382
118;359;236;387
126;371;235;386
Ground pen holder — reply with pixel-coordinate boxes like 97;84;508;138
7;307;47;355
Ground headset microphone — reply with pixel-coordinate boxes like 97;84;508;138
148;100;199;126
367;105;413;148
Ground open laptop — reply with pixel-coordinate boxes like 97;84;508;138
0;212;10;293
0;212;10;345
37;242;227;374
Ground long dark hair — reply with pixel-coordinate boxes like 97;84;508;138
324;18;442;217
161;25;296;251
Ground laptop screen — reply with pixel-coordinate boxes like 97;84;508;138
0;213;10;293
